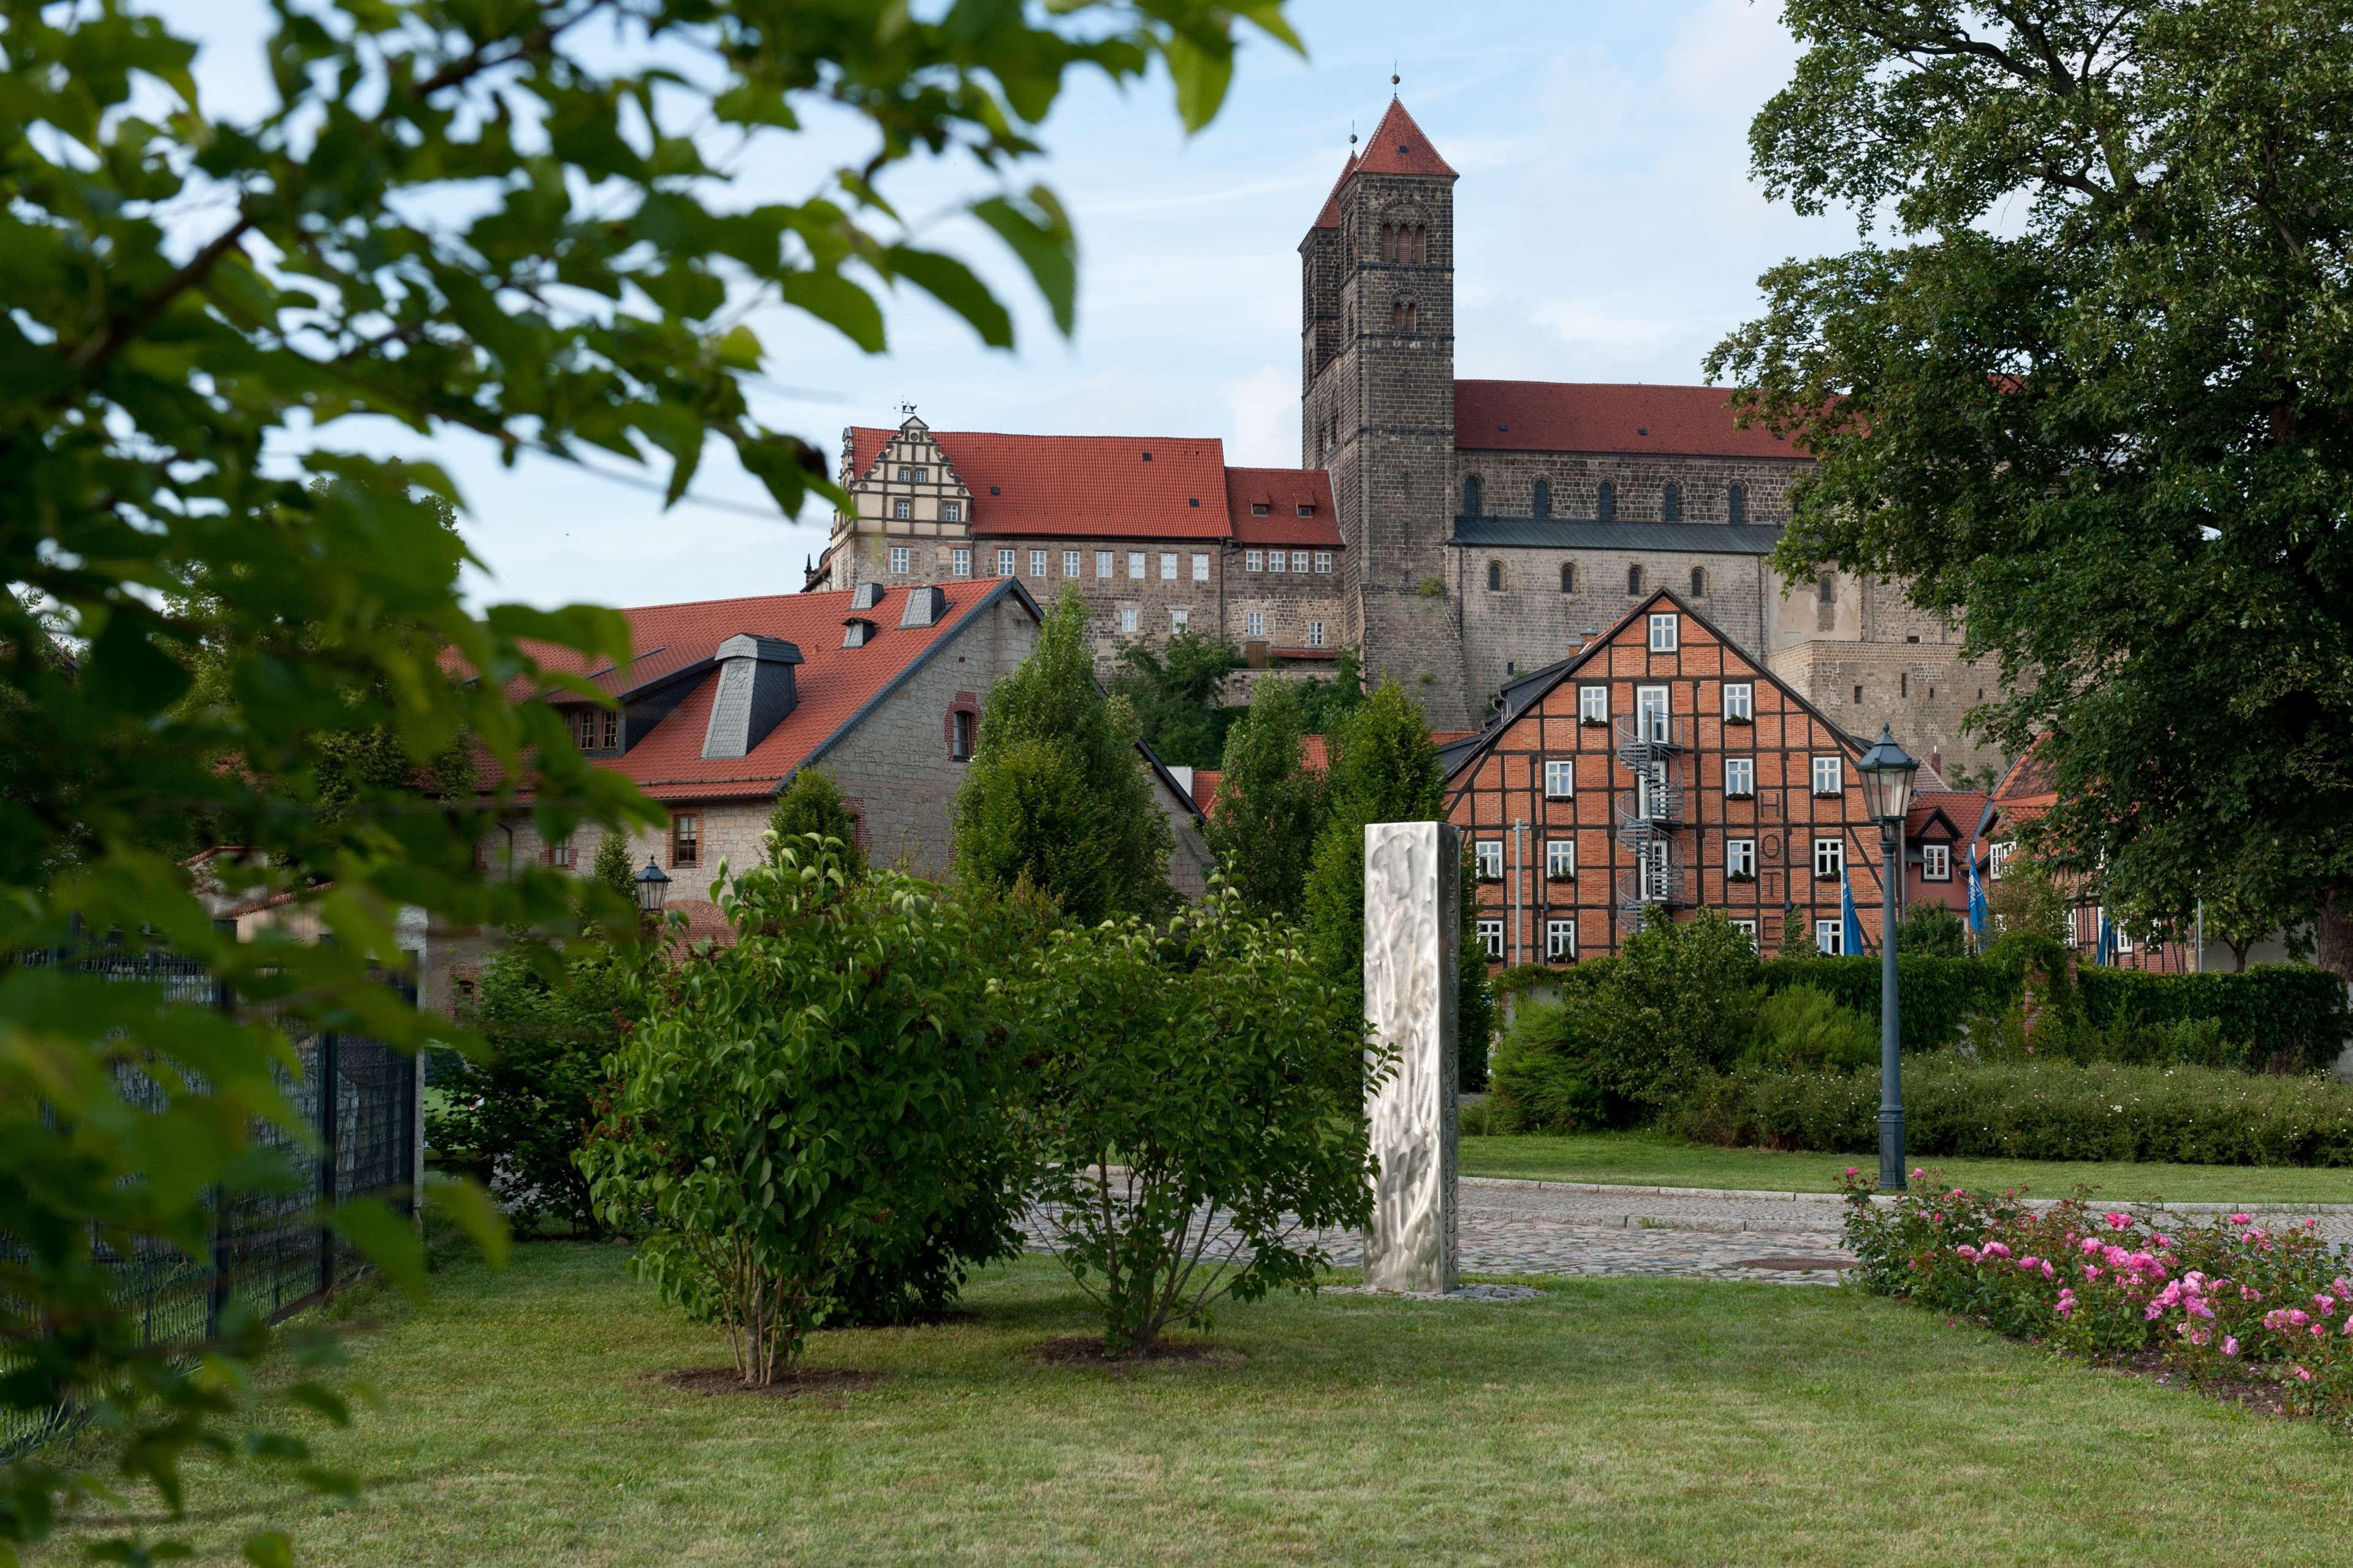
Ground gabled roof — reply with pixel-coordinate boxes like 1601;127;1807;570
847;426;1233;540
1226;468;1342;547
1908;790;1988;843
1354;98;1457;179
1311;150;1358;229
1454;381;1809;460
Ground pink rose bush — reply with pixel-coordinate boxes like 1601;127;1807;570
1841;1174;2353;1428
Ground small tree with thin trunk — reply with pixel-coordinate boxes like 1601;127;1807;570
591;829;637;904
1206;677;1325;918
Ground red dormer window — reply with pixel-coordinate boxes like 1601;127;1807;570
1252;502;1269;516
1297;503;1315;517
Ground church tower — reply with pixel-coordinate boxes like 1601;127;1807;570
1300;98;1473;727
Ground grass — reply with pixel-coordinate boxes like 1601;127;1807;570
1461;1129;2353;1204
37;1245;2353;1566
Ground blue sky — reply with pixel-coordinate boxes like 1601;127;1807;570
154;0;1853;612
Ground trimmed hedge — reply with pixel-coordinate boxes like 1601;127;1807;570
1675;1058;2353;1168
2077;964;2348;1075
1760;954;2018;1053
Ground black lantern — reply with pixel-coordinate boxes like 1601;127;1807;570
1854;724;1920;827
634;856;671;915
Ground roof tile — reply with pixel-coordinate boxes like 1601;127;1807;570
1454;381;1808;460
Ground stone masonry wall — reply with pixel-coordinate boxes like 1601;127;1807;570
1450;450;1809;528
1455;549;1778;705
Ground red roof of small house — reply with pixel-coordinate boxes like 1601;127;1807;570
1191;768;1222;816
1226;468;1342;547
1909;789;1989;842
1300;733;1330;773
1311;150;1357;229
848;427;1233;540
1453;381;1809;460
1354;98;1457;180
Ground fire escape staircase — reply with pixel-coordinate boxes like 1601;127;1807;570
1614;714;1690;920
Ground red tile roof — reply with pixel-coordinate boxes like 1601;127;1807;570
849;428;1233;540
1453;381;1809;460
1226;468;1342;547
1190;768;1222;816
1312;151;1357;229
1354;99;1456;180
1909;789;1990;840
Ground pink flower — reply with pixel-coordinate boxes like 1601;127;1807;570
2242;1286;2264;1301
2312;1324;2328;1340
2041;1261;2056;1279
2081;1237;2102;1256
2304;1217;2320;1229
2152;1233;2173;1249
1846;1167;1858;1178
2314;1295;2336;1316
2332;1278;2351;1298
1982;1241;2012;1260
2083;1265;2101;1281
2145;1303;2165;1322
2230;1213;2252;1225
2248;1227;2270;1241
2295;1366;2313;1383
1910;1167;1925;1180
1956;1244;1980;1262
2105;1212;2131;1230
2222;1336;2240;1357
2342;1319;2352;1337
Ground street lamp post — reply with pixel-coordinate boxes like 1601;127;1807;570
1854;725;1920;1194
634;856;671;921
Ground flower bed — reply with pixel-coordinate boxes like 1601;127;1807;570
1841;1174;2353;1430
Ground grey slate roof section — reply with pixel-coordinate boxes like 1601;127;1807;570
1451;517;1785;555
898;584;948;628
849;581;887;612
700;634;804;760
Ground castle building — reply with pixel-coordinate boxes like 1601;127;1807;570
812;97;2002;781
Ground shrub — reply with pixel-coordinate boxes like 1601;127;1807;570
1022;887;1374;1354
580;843;1025;1383
1843;1184;2353;1428
2076;964;2349;1076
769;768;866;879
1758;952;2018;1051
1895;901;1969;957
1676;1057;2353;1168
1488;1000;1626;1133
1741;985;1877;1074
1593;910;1760;1108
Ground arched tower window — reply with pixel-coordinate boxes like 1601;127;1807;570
1486;560;1504;593
1727;482;1746;525
1559;562;1576;594
1690;566;1708;597
1391;299;1418;333
1462;474;1481;517
1662;482;1682;522
1533;479;1551;519
1597;480;1616;521
1627;564;1644;595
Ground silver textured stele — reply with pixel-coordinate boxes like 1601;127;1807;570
1360;820;1460;1293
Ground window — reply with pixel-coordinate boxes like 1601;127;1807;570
1559;563;1576;594
1171;608;1190;634
1922;843;1952;882
1533;478;1551;519
1990;841;2014;880
1063;550;1081;577
549;834;574;869
889;545;909;575
948;709;975;761
1298;502;1316;518
1812;755;1843;797
1463;474;1481;516
1128;551;1146;580
1393;299;1419;333
1030;550;1047;577
1818;575;1835;604
599;708;619;749
1728;482;1746;525
1307;619;1326;647
1728;917;1757;949
1722;683;1753;722
1291;551;1308;574
1159;553;1177;581
1269;550;1287;572
1246;610;1265;638
1119;607;1138;634
911;467;929;483
1546;919;1576;961
1724;757;1755;798
1814;836;1844;881
1096;550;1114;578
1474;839;1503;881
1648;613;1679;652
897;466;914;481
1627;565;1643;594
1598;480;1616;521
1192;553;1209;583
2116;924;2136;955
1727;838;1756;879
1252;502;1269;516
1546;838;1575;879
1632;687;1669;747
1578;685;1608;724
951;547;971;577
1662;482;1682;522
1690;566;1707;597
1476;919;1504;960
1544;759;1574;798
1815;919;1844;956
1246;550;1264;572
942;501;962;523
892;498;912;520
1486;561;1505;593
671;812;701;869
997;548;1016;576
1314;551;1332;574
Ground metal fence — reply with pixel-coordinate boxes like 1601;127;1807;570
1;943;419;1461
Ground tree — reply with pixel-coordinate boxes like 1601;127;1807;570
591;830;639;905
1206;678;1325;918
954;587;1173;923
1986;847;2073;946
769;768;867;881
1109;631;1243;769
1709;0;2353;981
1290;646;1368;737
1896;901;1970;959
0;2;1296;1558
2201;884;2316;974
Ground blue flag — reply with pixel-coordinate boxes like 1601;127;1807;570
1842;861;1865;955
2097;909;2116;967
1966;842;1988;935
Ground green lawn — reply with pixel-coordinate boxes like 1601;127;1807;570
1461;1130;2353;1204
38;1244;2353;1566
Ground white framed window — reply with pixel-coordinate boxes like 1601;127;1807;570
1171;608;1190;634
1095;550;1114;578
897;466;914;481
1546;838;1575;879
1544;759;1574;798
1724;757;1755;798
1063;550;1081;577
2116;924;2136;955
1990;841;2014;880
1029;550;1047;577
1307;619;1326;647
951;547;971;577
1922;843;1951;881
1648;613;1679;653
893;499;912;520
1292;552;1309;574
1728;917;1757;949
1476;919;1504;960
1814;836;1844;880
1119;607;1138;634
1578;686;1608;724
1192;553;1209;583
1635;685;1670;743
1246;610;1265;638
1727;838;1756;879
889;545;910;575
910;466;929;483
997;548;1016;577
1314;551;1332;574
1815;918;1844;956
1723;683;1754;722
1474;839;1503;881
941;500;962;523
1160;553;1177;581
1128;551;1146;580
1812;756;1842;797
549;834;574;868
1269;550;1288;572
1246;550;1264;572
1546;919;1576;961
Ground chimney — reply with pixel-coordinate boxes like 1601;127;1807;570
898;584;947;629
699;634;803;760
850;581;886;612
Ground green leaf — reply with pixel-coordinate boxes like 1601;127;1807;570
332;1199;428;1299
779;270;885;352
425;1173;512;1271
972;191;1077;336
1164;32;1235;134
885;248;1014;349
242;1531;294;1568
83;610;193;715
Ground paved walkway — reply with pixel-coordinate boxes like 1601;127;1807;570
1023;1178;2353;1289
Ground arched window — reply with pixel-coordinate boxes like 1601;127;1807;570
1486;560;1504;593
1662;483;1682;522
1392;299;1418;332
1462;474;1481;517
1597;480;1616;521
1559;562;1576;594
1532;479;1551;519
1727;482;1746;525
1817;574;1835;604
1627;564;1643;594
1690;566;1708;597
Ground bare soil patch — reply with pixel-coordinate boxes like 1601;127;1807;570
656;1366;880;1398
1030;1335;1247;1371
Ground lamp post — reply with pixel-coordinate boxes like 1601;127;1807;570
634;856;671;921
1854;724;1920;1193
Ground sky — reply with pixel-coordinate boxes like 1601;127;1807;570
153;0;1858;613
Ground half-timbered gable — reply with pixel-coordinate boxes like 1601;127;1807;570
1444;589;1888;964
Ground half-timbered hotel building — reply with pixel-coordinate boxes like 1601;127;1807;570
1441;590;1892;965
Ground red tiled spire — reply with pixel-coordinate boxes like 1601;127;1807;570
1312;150;1357;229
1353;98;1456;179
